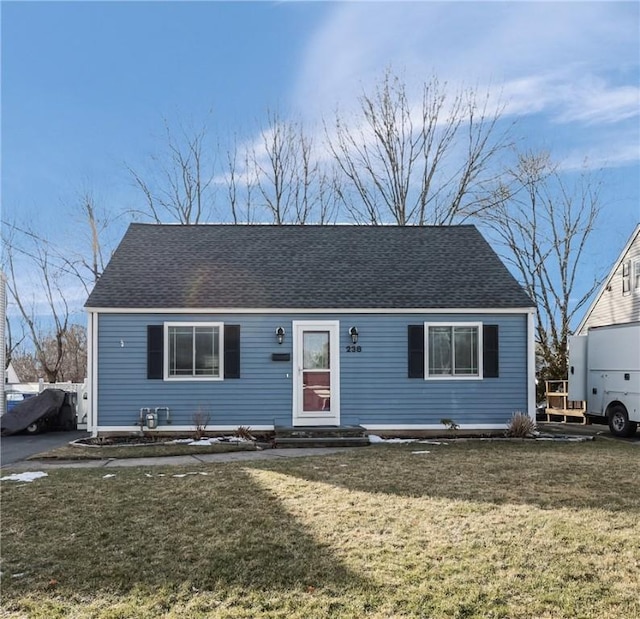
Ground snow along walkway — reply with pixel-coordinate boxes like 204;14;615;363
0;447;363;472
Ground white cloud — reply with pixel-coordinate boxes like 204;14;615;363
560;139;640;172
291;2;639;146
555;82;639;125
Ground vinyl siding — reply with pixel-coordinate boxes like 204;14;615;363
579;233;640;333
95;312;528;429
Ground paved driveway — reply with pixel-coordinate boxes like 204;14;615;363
1;431;89;467
538;422;640;443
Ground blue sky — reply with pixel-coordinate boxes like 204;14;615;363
2;1;639;319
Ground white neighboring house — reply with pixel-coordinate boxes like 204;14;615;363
575;224;640;334
6;362;20;385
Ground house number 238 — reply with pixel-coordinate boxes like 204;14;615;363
346;345;362;353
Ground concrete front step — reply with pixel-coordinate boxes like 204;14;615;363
273;436;370;448
273;425;369;448
274;424;368;439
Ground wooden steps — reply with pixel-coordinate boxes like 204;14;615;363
543;380;588;424
273;425;370;448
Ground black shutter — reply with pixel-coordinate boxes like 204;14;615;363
224;325;241;379
408;325;425;378
483;325;499;378
147;325;164;379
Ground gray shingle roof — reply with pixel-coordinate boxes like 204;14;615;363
85;224;533;310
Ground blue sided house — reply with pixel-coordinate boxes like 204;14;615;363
84;224;536;436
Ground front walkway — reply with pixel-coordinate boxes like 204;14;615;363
1;447;359;472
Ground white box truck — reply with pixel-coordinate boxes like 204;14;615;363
568;322;639;437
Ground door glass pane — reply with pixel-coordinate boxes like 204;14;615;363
303;371;331;412
303;331;330;370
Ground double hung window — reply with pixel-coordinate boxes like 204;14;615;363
426;323;480;378
166;323;222;379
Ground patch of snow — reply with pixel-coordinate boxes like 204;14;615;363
170;436;253;446
1;472;48;483
418;440;448;445
368;435;417;444
11;573;25;578
411;450;431;455
102;474;116;479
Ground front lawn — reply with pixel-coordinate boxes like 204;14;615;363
1;441;639;618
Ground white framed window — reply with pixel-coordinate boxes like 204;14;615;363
622;260;631;295
425;322;482;379
634;259;640;293
164;322;223;380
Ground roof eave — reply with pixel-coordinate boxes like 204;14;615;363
85;306;536;314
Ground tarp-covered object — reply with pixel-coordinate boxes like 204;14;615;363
1;389;75;436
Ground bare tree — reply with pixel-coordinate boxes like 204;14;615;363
327;70;510;225
5;314;27;371
3;227;72;383
254;110;299;224
128;118;216;224
58;191;117;296
2;226;86;383
8;325;85;383
486;150;602;395
250;111;340;224
3;191;115;298
1;192;106;382
226;137;258;224
59;323;87;382
9;348;38;382
75;192;111;287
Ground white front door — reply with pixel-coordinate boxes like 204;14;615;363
292;321;340;426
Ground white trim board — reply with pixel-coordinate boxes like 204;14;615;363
86;307;536;315
292;320;341;427
424;321;483;380
88;311;98;434
93;423;510;433
363;424;509;431
94;425;275;433
527;311;536;421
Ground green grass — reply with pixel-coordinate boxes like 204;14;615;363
2;441;639;618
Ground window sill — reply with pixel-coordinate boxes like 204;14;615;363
164;376;224;382
425;375;483;381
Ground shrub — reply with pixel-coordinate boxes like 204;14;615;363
234;426;255;441
440;418;460;431
192;410;211;440
507;411;536;437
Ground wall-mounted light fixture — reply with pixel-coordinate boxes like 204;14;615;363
275;326;285;345
349;326;359;344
